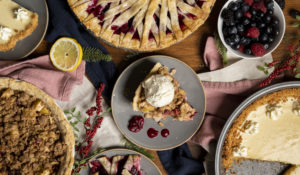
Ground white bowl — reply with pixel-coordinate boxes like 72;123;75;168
217;0;285;59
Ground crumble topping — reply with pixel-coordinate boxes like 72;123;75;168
0;89;67;175
292;101;300;116
242;120;259;135
233;146;247;157
14;8;29;21
0;26;12;41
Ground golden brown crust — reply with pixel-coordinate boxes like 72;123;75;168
68;0;216;51
0;78;74;175
0;13;38;52
222;88;300;171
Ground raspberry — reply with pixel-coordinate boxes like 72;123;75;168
246;27;260;38
243;12;252;18
252;1;267;13
239;44;245;53
251;43;266;56
244;0;253;6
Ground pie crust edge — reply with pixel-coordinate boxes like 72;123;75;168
0;13;39;52
0;77;75;175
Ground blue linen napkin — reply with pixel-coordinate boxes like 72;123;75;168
158;143;205;175
45;0;117;98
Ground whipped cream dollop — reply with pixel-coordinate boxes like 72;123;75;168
266;104;282;120
243;120;259;135
14;8;29;21
0;26;13;41
233;146;247;157
292;101;300;116
142;74;174;107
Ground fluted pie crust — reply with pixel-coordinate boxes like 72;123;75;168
68;0;215;51
222;89;300;172
0;78;74;175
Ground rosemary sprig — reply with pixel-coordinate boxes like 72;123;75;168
124;138;154;160
83;47;112;62
214;33;228;65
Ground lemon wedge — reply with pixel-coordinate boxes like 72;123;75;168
50;37;83;72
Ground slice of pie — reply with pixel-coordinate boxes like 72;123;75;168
222;89;300;173
68;0;215;51
0;78;74;175
133;62;196;122
0;0;38;52
89;156;112;175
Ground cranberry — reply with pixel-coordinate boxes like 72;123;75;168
147;128;158;138
128;116;144;133
161;129;170;138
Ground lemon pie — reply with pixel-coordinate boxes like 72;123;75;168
222;89;300;173
0;0;38;52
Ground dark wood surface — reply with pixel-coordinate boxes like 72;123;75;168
34;0;300;174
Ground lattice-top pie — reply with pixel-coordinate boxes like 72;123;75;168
68;0;215;51
0;0;38;52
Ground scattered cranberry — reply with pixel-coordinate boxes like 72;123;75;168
128;116;144;133
161;129;170;138
147;128;158;138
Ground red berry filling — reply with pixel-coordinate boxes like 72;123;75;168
128;116;144;133
161;129;170;138
147;128;158;138
195;0;205;8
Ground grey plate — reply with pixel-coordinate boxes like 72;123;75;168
215;81;300;175
80;149;161;175
0;0;48;60
111;55;206;150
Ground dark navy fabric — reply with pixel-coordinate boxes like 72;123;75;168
158;143;205;175
45;0;117;98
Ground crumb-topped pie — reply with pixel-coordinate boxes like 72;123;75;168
133;62;196;122
0;78;74;175
68;0;215;51
222;89;300;174
89;154;142;175
0;0;38;52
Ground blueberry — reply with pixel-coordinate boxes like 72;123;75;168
268;9;274;15
264;15;272;23
222;27;229;36
244;37;251;45
233;44;241;50
258;22;266;28
242;17;251;25
241;3;250;12
266;0;274;10
273;28;280;36
266;26;273;34
230;34;240;44
250;8;257;16
268;36;274;43
264;43;270;49
235;10;243;19
237;24;244;32
228;2;239;11
257;11;264;18
225;37;235;46
225;20;236;26
260;33;269;42
229;26;238;34
272;18;279;25
250;22;257;27
244;48;252;55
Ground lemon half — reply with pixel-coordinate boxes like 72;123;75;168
50;37;83;72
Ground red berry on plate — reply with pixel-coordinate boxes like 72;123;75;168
246;27;260;38
251;43;266;56
244;0;253;6
243;12;252;18
252;1;267;13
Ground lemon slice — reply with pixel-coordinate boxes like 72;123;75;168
50;37;83;72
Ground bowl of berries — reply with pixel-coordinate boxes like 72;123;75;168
218;0;285;58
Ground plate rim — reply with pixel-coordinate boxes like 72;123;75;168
215;81;300;175
88;148;162;175
111;55;206;150
0;0;49;59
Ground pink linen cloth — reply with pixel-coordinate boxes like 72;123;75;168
190;37;269;146
0;55;85;101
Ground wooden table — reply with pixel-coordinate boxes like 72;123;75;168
34;0;300;174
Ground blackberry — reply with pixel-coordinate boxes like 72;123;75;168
241;3;250;12
225;37;235;46
233;44;241;50
230;34;240;44
222;9;235;24
264;15;272;23
268;36;274;43
257;22;266;28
